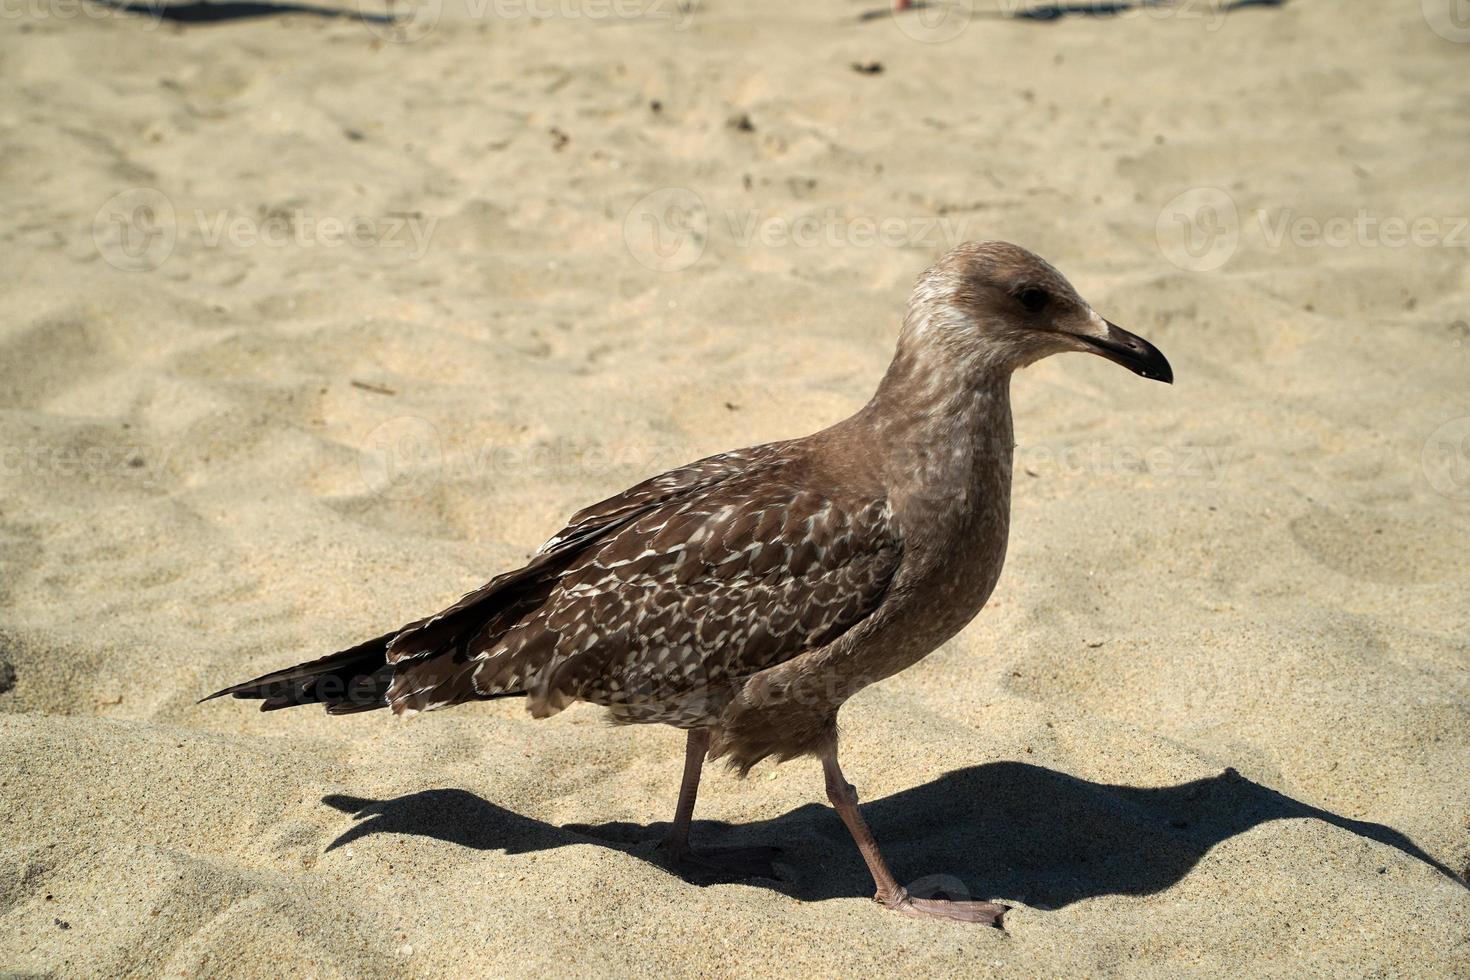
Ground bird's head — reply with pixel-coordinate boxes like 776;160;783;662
899;240;1173;384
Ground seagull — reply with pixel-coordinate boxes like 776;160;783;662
204;241;1172;926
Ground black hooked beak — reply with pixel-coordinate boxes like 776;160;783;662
1077;320;1174;384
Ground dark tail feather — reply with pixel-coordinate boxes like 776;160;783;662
199;631;397;713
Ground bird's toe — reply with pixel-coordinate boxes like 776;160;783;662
880;890;1010;927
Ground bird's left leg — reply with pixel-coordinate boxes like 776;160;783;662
655;727;781;880
822;743;1008;926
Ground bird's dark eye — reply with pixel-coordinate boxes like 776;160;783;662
1015;286;1048;313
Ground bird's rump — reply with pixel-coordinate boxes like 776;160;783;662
385;448;902;726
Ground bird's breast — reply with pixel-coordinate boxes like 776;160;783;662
856;457;1013;681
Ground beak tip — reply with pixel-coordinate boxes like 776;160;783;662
1089;320;1174;386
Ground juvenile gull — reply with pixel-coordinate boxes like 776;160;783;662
204;241;1172;925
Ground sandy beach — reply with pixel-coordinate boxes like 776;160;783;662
2;0;1468;975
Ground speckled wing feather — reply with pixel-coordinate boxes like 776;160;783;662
384;445;902;727
380;445;782;674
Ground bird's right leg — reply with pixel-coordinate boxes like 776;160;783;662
655;727;781;880
821;744;1008;926
658;726;709;861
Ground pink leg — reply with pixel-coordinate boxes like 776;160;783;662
822;744;1008;926
661;727;709;858
658;728;781;879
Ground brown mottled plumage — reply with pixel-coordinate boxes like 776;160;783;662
204;241;1172;925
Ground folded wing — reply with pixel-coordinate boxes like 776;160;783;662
386;449;901;724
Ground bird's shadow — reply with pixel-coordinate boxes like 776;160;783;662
862;0;1286;24
322;762;1464;909
86;0;395;24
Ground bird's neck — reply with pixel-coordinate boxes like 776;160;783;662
854;348;1015;532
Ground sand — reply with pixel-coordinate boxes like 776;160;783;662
2;0;1468;975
